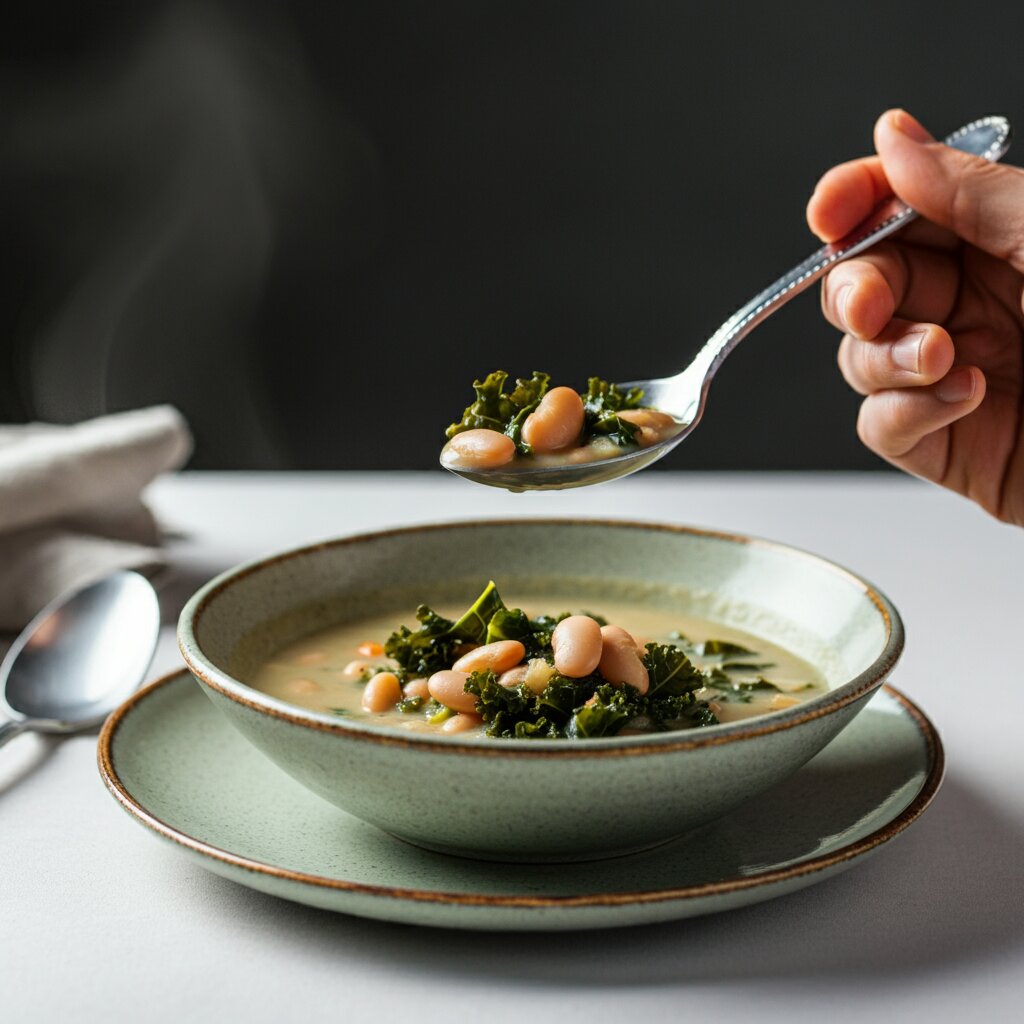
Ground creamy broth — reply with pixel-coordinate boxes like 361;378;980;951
249;596;826;737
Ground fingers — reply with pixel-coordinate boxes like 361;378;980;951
856;366;986;460
820;243;961;337
875;109;1024;273
807;157;891;242
838;320;955;396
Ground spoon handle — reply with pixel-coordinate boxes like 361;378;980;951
688;115;1012;387
0;718;28;749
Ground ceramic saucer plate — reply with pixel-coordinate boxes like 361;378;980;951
98;670;943;931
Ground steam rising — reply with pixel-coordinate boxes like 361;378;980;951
4;2;375;466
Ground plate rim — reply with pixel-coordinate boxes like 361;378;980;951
98;669;944;912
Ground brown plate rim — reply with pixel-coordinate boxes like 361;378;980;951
97;669;943;912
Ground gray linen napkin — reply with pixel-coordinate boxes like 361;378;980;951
0;406;192;631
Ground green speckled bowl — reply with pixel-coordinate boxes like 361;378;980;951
178;519;903;862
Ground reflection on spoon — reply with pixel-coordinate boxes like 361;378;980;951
0;571;159;749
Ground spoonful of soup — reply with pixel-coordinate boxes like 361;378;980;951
440;115;1012;492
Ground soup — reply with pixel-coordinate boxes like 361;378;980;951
249;583;825;740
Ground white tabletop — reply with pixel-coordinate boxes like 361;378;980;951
4;471;1024;1023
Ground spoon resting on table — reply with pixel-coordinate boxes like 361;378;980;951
442;114;1012;492
0;571;159;749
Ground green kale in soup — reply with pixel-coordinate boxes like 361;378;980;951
403;583;721;740
371;583;819;740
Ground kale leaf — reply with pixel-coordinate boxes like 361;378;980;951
451;580;508;643
581;377;646;447
384;605;462;681
647;692;719;729
464;670;537;738
485;607;533;645
643;642;705;698
567;684;643;738
445;370;550;453
385;580;509;679
696;639;757;658
703;672;795;705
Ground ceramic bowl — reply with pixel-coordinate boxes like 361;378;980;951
178;519;903;862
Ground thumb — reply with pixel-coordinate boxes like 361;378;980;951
875;109;1024;272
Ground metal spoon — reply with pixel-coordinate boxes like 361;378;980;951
444;114;1012;492
0;571;159;748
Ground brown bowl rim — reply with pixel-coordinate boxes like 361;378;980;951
176;518;904;758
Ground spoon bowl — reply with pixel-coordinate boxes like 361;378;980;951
0;571;160;747
444;115;1012;492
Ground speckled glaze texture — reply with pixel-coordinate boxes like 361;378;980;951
98;671;942;931
177;520;904;861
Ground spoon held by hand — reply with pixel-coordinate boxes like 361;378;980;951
443;115;1012;492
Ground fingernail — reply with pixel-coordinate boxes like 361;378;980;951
891;332;924;372
936;367;976;403
889;109;933;144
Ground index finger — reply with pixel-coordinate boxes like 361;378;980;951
807;156;892;242
807;155;959;250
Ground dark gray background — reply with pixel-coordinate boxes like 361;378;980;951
2;1;1021;470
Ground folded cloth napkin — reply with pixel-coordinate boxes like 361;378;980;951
0;405;192;631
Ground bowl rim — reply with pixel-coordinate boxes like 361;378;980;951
177;517;904;757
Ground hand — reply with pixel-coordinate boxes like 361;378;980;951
807;109;1024;525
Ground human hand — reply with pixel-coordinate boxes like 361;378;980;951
807;109;1024;525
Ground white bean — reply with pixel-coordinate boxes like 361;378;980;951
616;408;677;431
442;713;483;734
598;625;649;694
403;678;430;699
498;666;529;688
427;669;477;713
551;615;603;678
453;640;526;675
441;429;516;469
362;671;402;712
521;387;584;453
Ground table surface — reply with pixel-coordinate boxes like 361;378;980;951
4;471;1024;1023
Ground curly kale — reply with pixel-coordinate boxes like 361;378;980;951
581;377;646;447
464;658;717;740
642;642;705;698
464;671;563;739
384;605;463;682
445;370;550;453
567;684;641;738
466;669;602;739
